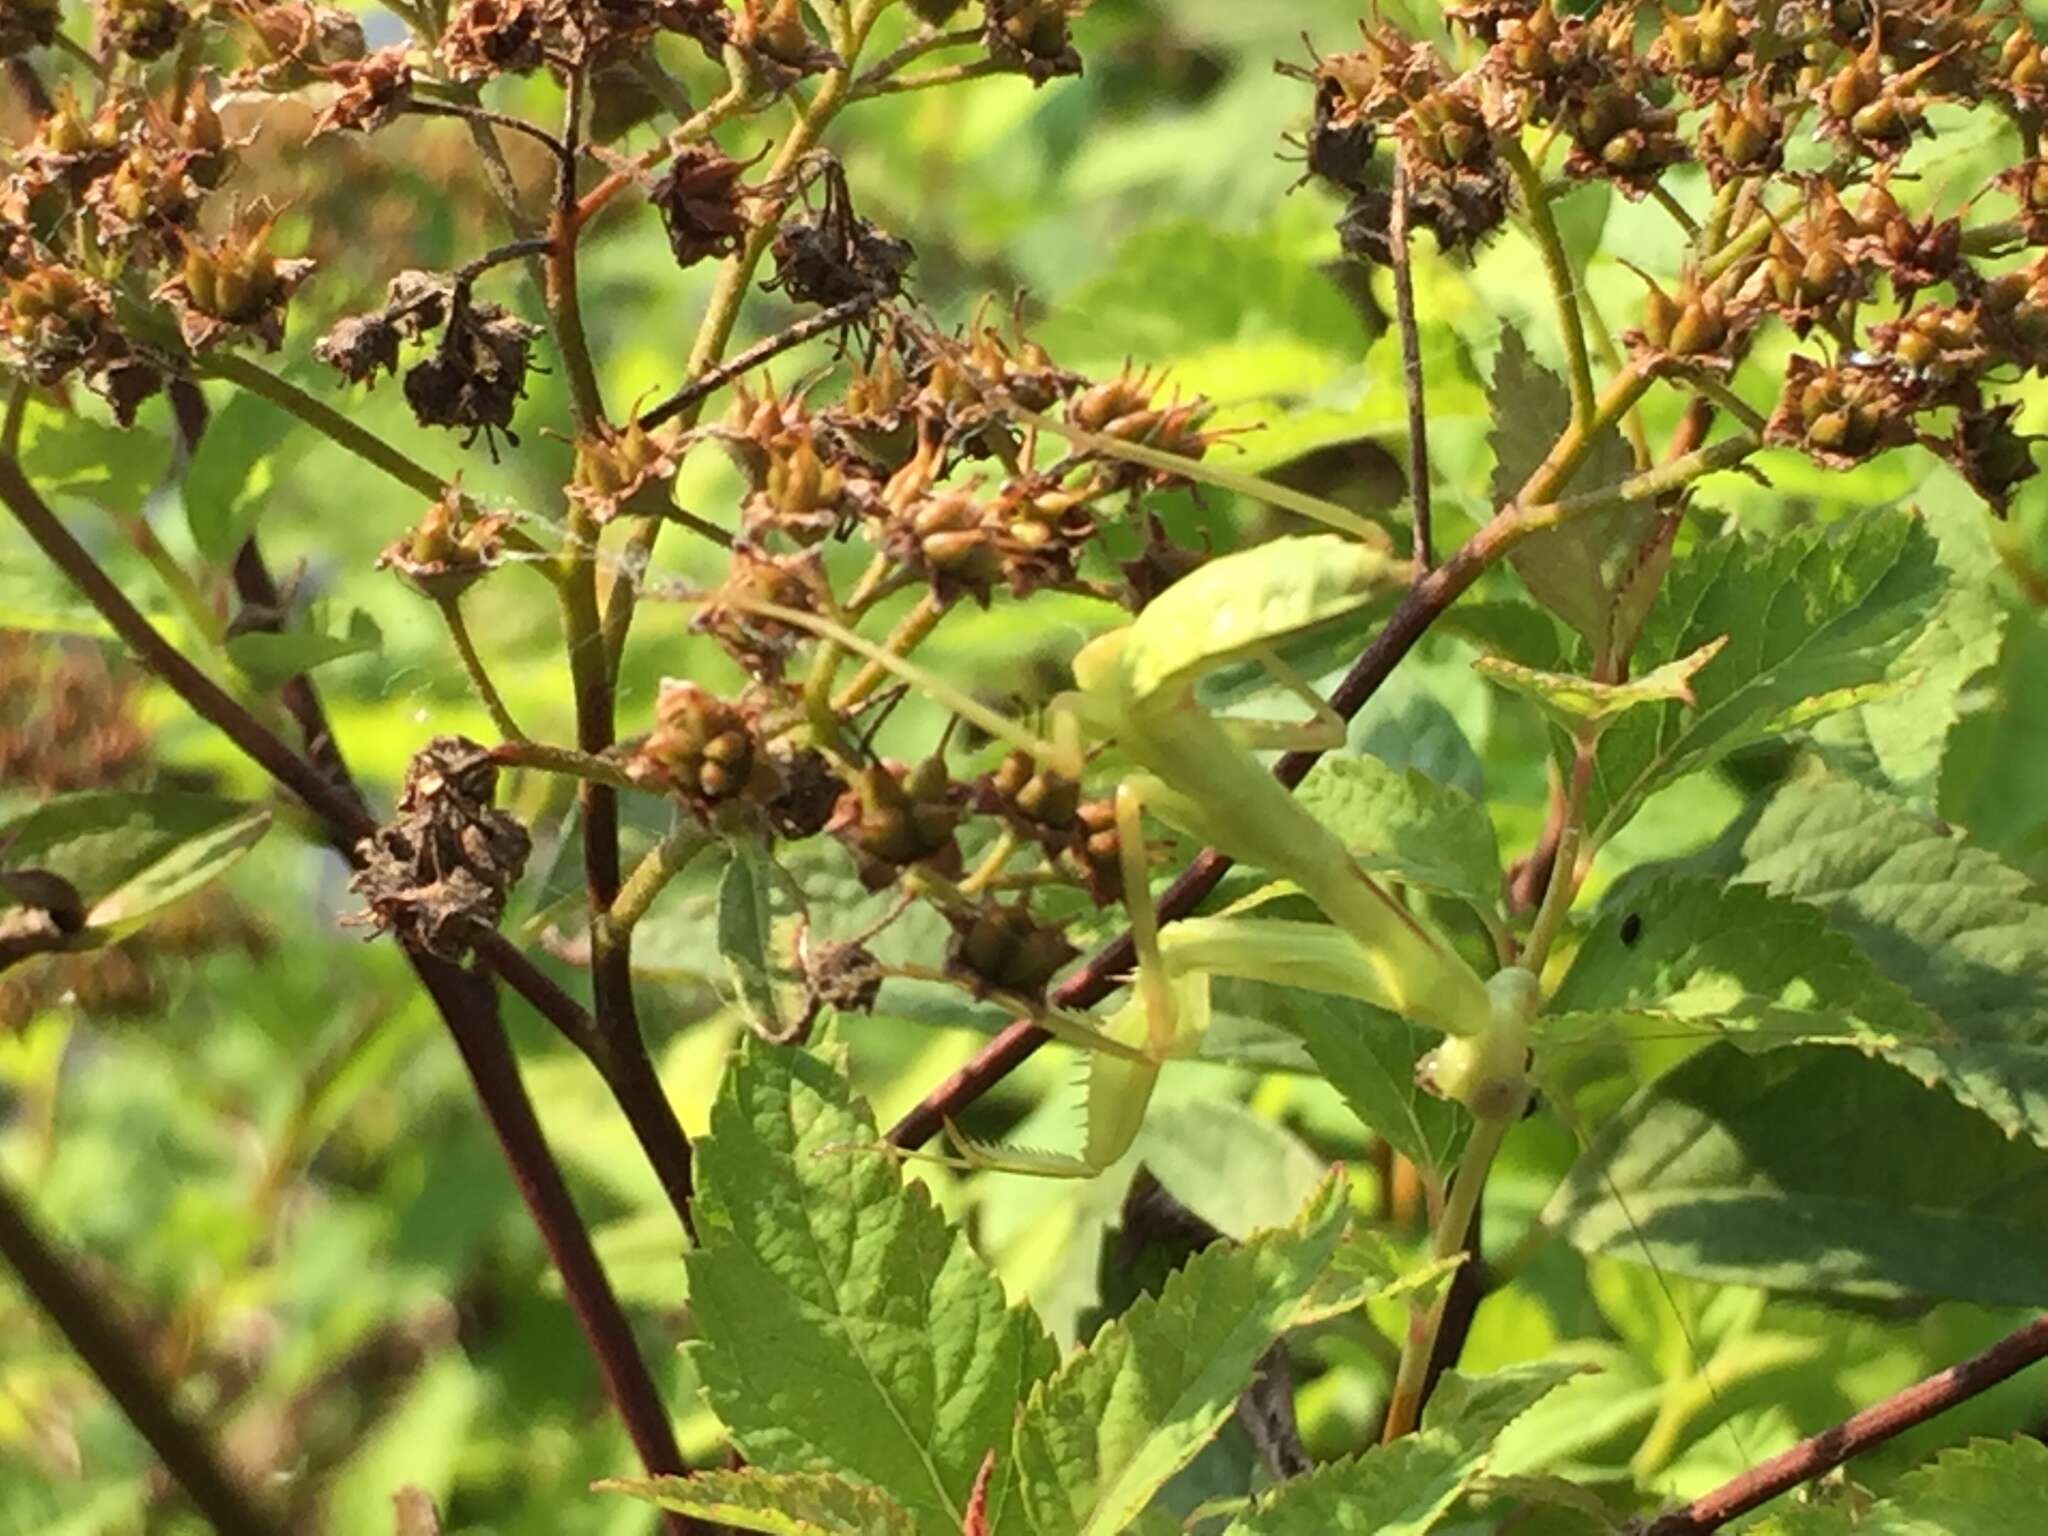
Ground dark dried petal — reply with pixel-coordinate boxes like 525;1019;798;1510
439;0;545;81
315;311;402;385
648;144;750;269
312;44;413;136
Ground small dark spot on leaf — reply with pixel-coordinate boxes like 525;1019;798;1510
1620;912;1643;947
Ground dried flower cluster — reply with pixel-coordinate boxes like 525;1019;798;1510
1296;0;2048;513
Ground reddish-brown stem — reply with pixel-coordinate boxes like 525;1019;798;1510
410;956;700;1536
0;1170;285;1536
0;455;701;1520
1645;1314;2048;1533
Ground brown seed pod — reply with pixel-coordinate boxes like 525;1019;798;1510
0;0;61;58
100;0;187;62
984;0;1083;86
438;0;545;81
376;488;509;601
827;759;965;889
311;45;413;137
648;144;752;269
945;900;1078;1003
347;736;532;960
402;293;542;454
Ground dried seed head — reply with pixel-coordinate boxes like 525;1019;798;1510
798;931;884;1022
157;212;316;353
100;0;186;61
985;0;1083;86
439;0;545;81
628;680;767;817
828;759;964;889
736;0;838;80
0;0;61;57
234;1;366;92
377;487;508;600
1699;79;1785;185
1765;355;1918;468
567;418;683;523
767;166;914;307
2;263;114;384
312;45;413;136
692;543;831;679
402;293;542;453
315;311;403;386
745;431;865;546
761;746;844;840
83;135;201;251
648;143;752;269
347;736;531;959
1928;403;2039;516
946;901;1077;1001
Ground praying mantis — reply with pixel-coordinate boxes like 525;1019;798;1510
745;527;1541;1179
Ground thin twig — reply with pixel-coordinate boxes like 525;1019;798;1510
196;352;450;504
1502;138;1598;431
635;293;881;432
1388;155;1432;573
405;98;574;173
850;24;984;94
851;57;1006;100
410;956;700;1536
0;1171;285;1536
436;592;528;741
1644;1314;2048;1534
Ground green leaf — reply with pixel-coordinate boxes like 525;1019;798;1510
1267;992;1465;1175
223;606;381;690
1543;878;1956;1113
1865;1436;2048;1534
685;1038;1059;1536
1137;1099;1329;1242
1748;1437;2048;1536
1729;775;2048;1149
0;791;271;933
716;841;784;1036
1584;509;1945;842
1419;1362;1590;1454
1292;754;1503;908
1474;636;1727;733
184;390;300;562
1220;1435;1479;1536
1546;1044;2048;1306
19;411;171;519
1007;1172;1346;1536
1487;325;1641;645
1808;502;2005;809
1296;1226;1463;1326
599;1470;919;1536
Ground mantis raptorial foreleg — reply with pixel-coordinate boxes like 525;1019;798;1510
728;532;1531;1181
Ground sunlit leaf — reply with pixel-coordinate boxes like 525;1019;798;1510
686;1038;1060;1536
0;790;271;933
1007;1173;1346;1536
600;1469;918;1536
1548;1044;2048;1305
